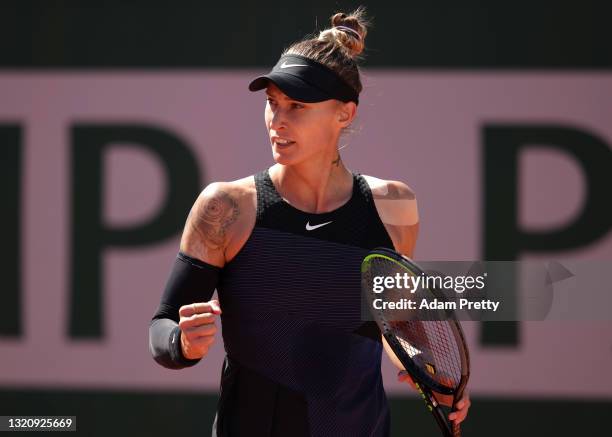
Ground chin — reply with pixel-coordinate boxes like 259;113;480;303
271;145;300;166
272;152;295;166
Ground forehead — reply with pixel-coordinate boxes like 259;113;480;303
265;82;293;100
264;83;338;110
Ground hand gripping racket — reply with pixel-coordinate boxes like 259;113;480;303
361;247;470;436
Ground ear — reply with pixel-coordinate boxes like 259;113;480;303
337;102;357;127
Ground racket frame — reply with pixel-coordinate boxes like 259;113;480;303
362;247;470;437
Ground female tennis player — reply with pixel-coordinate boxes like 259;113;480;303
150;7;470;436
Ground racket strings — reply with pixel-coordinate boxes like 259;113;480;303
394;321;462;389
363;258;463;390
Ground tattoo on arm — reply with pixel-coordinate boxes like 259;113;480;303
189;191;239;250
371;183;416;201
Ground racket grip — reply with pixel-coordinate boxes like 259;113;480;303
450;397;462;437
452;420;461;437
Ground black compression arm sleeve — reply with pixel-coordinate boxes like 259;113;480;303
149;252;221;369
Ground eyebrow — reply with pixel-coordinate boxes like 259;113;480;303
265;92;305;104
266;87;290;98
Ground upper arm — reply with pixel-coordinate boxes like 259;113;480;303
363;176;420;369
179;182;240;267
363;175;419;258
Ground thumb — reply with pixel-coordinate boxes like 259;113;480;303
397;370;410;381
210;299;222;315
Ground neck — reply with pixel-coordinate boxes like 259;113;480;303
270;154;353;214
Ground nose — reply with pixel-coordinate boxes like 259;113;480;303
269;107;287;131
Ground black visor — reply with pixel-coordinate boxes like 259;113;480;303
248;54;359;105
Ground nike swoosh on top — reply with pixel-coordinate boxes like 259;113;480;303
305;220;333;231
280;61;308;68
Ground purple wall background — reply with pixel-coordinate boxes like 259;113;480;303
1;71;610;397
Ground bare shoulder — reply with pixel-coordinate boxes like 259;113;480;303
180;176;256;266
362;175;416;200
201;175;256;203
362;174;419;256
363;175;417;212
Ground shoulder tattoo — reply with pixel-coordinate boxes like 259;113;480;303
372;182;416;201
189;190;239;250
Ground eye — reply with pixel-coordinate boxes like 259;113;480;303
266;98;277;106
291;102;304;109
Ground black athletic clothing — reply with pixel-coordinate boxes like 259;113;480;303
150;253;221;369
212;169;394;437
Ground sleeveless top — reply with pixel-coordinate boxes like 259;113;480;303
213;169;394;437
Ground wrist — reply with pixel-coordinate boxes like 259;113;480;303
180;330;205;360
170;326;202;367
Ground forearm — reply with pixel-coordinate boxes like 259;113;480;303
382;335;405;370
149;252;220;369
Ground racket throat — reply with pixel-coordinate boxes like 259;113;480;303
416;382;439;408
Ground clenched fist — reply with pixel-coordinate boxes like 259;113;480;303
178;299;222;360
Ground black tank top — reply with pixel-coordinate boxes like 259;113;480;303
213;169;394;437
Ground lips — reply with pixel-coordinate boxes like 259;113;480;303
271;136;295;146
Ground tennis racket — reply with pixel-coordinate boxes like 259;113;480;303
361;247;470;437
